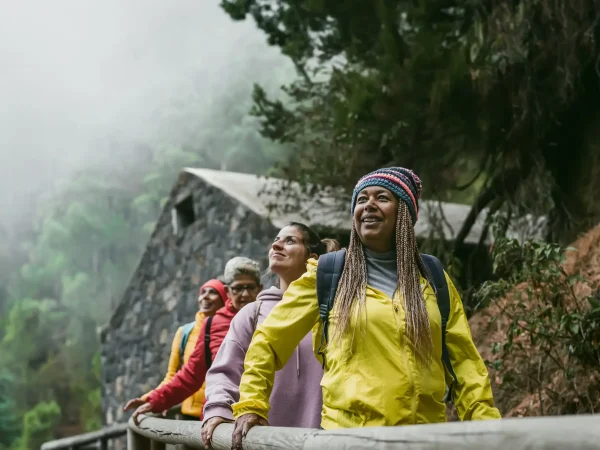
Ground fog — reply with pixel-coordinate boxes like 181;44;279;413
0;0;291;231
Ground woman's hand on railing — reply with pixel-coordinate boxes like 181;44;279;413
202;417;233;449
123;398;154;426
231;413;269;450
124;398;145;412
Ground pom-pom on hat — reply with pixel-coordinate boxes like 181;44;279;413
351;167;422;224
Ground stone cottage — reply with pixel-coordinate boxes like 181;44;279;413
99;167;495;426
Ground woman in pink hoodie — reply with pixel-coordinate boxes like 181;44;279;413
201;223;339;447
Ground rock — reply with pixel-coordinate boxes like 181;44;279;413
115;376;124;396
166;297;177;311
159;328;169;344
144;351;154;366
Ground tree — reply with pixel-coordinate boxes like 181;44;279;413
0;371;20;449
0;50;295;442
13;401;61;450
221;0;600;245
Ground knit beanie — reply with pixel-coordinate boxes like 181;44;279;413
199;279;228;303
351;167;422;224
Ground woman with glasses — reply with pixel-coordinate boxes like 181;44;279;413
124;279;228;420
125;256;262;423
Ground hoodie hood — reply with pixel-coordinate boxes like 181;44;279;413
256;286;284;303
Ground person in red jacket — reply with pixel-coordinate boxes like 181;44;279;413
124;256;262;424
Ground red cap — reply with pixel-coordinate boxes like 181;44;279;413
199;279;228;304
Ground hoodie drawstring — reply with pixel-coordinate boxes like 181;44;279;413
296;348;300;378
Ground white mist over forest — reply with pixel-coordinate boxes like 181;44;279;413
0;0;292;231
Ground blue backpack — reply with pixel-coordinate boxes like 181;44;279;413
178;321;196;369
178;316;214;371
315;248;458;402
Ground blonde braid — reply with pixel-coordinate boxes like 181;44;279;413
330;225;367;345
396;202;433;365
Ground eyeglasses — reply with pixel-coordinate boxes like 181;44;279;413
229;284;259;295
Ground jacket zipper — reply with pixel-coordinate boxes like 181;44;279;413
394;298;417;423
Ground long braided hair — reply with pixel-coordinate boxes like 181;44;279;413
331;202;435;365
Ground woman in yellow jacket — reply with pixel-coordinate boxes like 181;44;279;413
126;279;227;419
231;167;501;445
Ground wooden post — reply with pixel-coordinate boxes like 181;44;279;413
150;441;166;450
127;428;151;450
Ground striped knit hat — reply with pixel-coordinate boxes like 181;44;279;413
351;167;422;224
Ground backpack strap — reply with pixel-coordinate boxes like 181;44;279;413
316;248;347;368
421;254;458;401
178;321;196;369
204;316;214;371
252;300;263;332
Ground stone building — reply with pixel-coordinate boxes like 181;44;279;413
100;167;495;426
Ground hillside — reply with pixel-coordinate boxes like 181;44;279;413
467;224;600;418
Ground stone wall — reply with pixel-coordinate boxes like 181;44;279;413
100;171;277;425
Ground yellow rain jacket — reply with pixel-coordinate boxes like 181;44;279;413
143;311;206;418
232;259;501;428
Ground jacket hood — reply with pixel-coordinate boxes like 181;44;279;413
256;286;284;303
216;299;237;319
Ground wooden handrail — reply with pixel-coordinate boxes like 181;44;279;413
40;405;184;450
127;414;600;450
41;423;128;450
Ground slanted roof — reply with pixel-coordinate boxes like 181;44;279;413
184;167;490;245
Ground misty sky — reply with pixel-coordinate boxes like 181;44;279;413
0;0;290;230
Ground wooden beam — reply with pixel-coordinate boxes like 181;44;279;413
41;423;128;450
128;414;600;450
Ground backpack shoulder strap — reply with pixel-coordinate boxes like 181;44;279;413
316;248;347;367
421;254;458;394
204;315;214;371
252;300;263;332
178;321;196;368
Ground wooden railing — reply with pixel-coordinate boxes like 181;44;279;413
127;414;600;450
40;423;128;450
41;406;182;450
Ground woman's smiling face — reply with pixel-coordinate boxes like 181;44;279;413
353;186;398;253
198;287;224;315
268;225;308;277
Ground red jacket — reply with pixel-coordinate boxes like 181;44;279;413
147;300;237;414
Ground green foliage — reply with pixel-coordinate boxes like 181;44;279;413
0;371;20;448
0;47;293;448
81;353;102;432
475;214;600;413
222;0;600;244
12;401;61;450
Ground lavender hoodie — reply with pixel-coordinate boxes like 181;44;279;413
203;287;323;428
